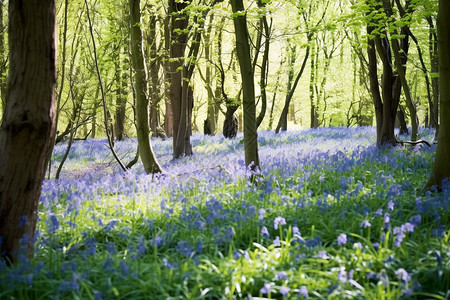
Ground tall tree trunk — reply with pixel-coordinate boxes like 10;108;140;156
256;5;270;129
0;2;6;116
0;0;57;263
427;15;439;131
169;0;192;158
231;0;259;171
204;13;216;135
115;45;128;141
276;44;309;133
163;15;173;138
427;0;450;188
130;0;163;174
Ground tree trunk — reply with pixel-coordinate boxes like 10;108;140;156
0;0;57;263
427;0;450;188
163;15;173;138
0;3;6;116
115;45;128;141
231;0;259;171
130;0;163;174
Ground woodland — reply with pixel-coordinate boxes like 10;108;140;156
0;0;449;299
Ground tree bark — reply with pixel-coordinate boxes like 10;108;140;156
231;0;259;171
0;0;57;263
427;0;450;188
0;2;7;116
130;0;163;174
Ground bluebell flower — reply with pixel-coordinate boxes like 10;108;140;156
395;268;411;284
261;226;270;238
317;250;328;259
280;286;290;297
293;226;301;236
409;215;421;227
258;208;266;220
276;271;288;280
176;241;193;257
260;282;274;295
273;236;281;247
47;214;60;233
387;200;395;211
383;213;390;224
151;236;165;247
119;260;130;276
374;209;383;217
337;233;347;246
298;285;309;298
361;220;371;228
274;216;286;230
337;267;347;284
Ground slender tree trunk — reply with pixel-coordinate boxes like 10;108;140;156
276;45;309;133
0;0;57;263
130;0;163;174
427;0;450;188
231;0;259;170
115;45;128;141
163;15;173;138
0;2;6;116
256;7;270;129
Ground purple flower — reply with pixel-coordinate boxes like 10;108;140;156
337;267;347;284
387;200;395;211
337;233;347;246
119;260;129;276
361;220;371;228
150;236;165;247
384;213;390;224
317;250;329;259
409;215;421;226
258;208;266;220
273;236;281;247
276;271;288;280
298;285;309;298
261;226;270;238
260;282;274;295
402;222;415;233
280;286;290;297
395;268;411;284
293;226;301;236
274;216;286;230
374;209;383;217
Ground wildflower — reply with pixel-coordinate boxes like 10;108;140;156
337;267;347;284
260;282;274;295
353;242;362;249
337;233;347;246
224;226;235;241
137;235;146;255
276;271;288;280
293;226;301;236
47;214;60;233
273;236;281;247
261;226;270;238
119;260;129;276
361;220;371;228
298;285;309;298
317;250;329;259
374;209;383;217
394;232;405;247
395;268;411;284
387;200;395;211
176;241;193;257
409;215;421;227
280;286;290;297
150;236;165;247
402;222;415;233
274;216;286;230
258;208;266;220
384;213;390;224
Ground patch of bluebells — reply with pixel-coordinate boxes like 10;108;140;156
0;127;446;298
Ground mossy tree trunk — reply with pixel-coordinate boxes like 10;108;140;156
130;0;163;174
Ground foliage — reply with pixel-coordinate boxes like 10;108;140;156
0;127;448;299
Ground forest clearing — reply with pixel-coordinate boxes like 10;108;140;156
1;128;449;299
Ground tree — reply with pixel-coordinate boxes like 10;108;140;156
231;0;259;170
426;0;450;189
0;0;57;263
130;0;163;174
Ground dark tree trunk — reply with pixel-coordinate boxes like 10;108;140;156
0;3;6;115
115;45;128;141
427;0;450;188
231;0;259;170
163;15;173;138
396;106;409;135
0;0;57;263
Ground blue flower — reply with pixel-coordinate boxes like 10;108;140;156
280;286;290;297
395;268;411;284
276;271;288;280
261;226;270;238
260;282;274;295
273;236;281;247
337;233;347;246
361;220;371;228
258;208;266;220
298;285;309;298
337;267;347;284
317;250;329;259
387;200;395;211
119;260;129;276
274;216;286;230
